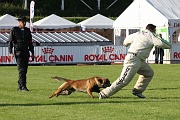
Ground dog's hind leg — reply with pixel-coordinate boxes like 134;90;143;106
49;93;57;98
49;88;65;98
49;82;71;99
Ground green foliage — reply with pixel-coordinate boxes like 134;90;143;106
0;0;132;17
65;17;89;23
0;64;180;120
0;2;28;16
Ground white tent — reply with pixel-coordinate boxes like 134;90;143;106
113;0;180;63
0;14;20;29
0;14;18;29
33;14;78;29
114;0;180;42
0;14;30;29
78;14;114;29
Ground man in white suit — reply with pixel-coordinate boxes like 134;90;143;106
99;24;172;99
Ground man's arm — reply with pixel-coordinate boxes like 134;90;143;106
28;38;34;54
8;29;14;61
152;33;172;49
29;40;34;61
123;32;137;47
27;29;34;61
8;29;14;54
123;32;139;47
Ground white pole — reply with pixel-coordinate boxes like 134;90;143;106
24;0;27;9
97;0;101;10
61;0;64;11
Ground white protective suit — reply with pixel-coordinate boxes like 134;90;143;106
100;30;171;98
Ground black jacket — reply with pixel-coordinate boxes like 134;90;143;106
8;27;34;57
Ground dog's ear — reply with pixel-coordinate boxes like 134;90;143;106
94;78;103;87
103;78;111;87
105;78;111;85
98;79;103;84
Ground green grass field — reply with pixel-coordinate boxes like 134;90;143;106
0;64;180;120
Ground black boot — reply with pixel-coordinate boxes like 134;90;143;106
18;84;22;91
20;84;29;91
21;85;29;91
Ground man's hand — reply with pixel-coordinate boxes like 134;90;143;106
31;54;34;61
10;53;14;61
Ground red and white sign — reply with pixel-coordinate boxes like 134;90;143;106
30;1;35;32
0;46;127;64
1;44;180;64
171;44;180;60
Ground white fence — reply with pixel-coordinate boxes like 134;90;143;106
0;45;128;64
0;45;179;65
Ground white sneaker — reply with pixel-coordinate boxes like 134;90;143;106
99;92;108;99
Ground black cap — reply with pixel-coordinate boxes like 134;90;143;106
17;15;27;21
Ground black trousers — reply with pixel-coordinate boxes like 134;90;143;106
155;53;164;64
154;47;164;64
15;55;29;87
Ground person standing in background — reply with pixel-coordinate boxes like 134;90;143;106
8;15;34;91
153;34;164;64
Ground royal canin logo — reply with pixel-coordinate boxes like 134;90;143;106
42;48;54;54
102;46;114;53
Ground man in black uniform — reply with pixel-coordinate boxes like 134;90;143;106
8;15;34;91
154;34;164;64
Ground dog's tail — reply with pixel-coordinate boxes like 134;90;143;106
51;76;69;82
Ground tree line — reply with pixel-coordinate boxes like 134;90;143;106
0;0;132;17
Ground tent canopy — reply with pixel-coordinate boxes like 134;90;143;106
78;14;114;29
0;14;30;29
33;14;78;29
0;14;18;29
113;0;180;29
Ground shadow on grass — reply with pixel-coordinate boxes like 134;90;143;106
122;87;179;91
1;96;180;107
147;87;179;90
0;101;151;107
